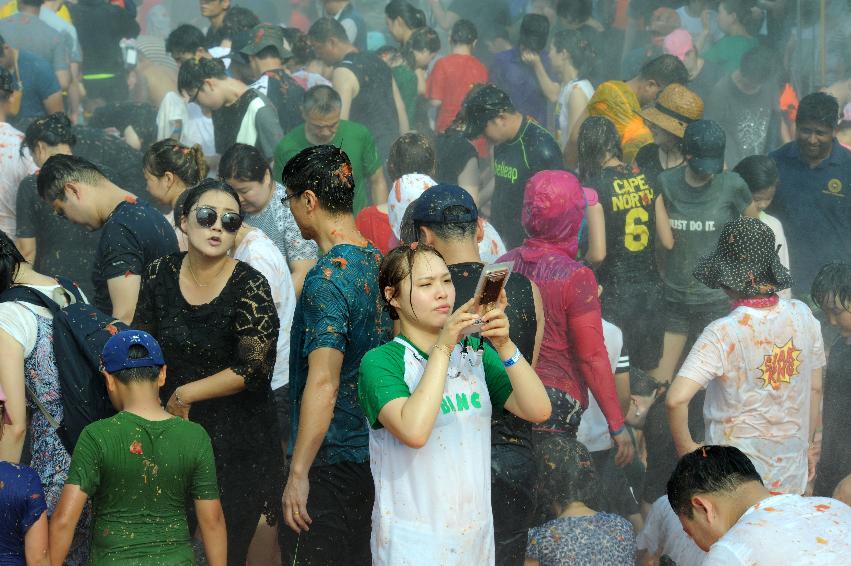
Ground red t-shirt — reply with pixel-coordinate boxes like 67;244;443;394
355;206;393;256
427;54;489;133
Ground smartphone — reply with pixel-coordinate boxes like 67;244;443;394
463;261;514;334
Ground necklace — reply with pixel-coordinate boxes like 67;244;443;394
186;256;227;288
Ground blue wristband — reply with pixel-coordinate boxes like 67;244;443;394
503;347;522;368
610;425;625;436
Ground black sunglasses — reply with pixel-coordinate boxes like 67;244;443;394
280;189;306;206
193;206;243;233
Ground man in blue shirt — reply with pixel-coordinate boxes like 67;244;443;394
280;144;393;566
769;92;851;297
0;34;62;128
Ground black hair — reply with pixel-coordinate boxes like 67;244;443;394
535;436;603;523
0;67;13;103
811;262;851;312
379;243;446;320
308;17;350;44
0;229;26;294
639;54;689;89
399;198;420;245
733;155;778;194
255;44;284;61
23;113;77;155
629;367;660;397
385;0;427;30
281;145;355;215
796;92;840;129
180;178;243;220
551;28;596;78
166;24;206;57
177;57;227;95
37;154;106;202
421;206;478;242
739;45;777;83
219;143;269;184
387;133;437;180
577;116;622;183
720;0;759;32
111;344;163;384
222;6;260;40
450;19;477;45
557;0;592;24
405;27;440;68
281;27;314;66
667;445;763;519
519;13;550;52
144;139;208;186
302;85;342;115
19;0;44;7
459;84;516;138
89;102;158;153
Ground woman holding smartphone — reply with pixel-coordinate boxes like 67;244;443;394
358;244;551;565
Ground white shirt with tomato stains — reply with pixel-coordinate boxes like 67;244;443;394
678;299;825;494
703;493;851;565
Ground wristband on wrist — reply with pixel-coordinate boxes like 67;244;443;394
610;425;625;436
502;347;522;368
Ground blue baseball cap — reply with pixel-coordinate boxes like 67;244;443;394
101;330;165;373
409;184;478;226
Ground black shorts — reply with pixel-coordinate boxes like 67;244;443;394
591;448;640;518
663;297;729;337
492;443;537;566
601;281;665;370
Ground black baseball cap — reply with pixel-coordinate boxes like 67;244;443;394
682;119;726;175
458;84;514;139
410;184;478;226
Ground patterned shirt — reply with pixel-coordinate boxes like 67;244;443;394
527;513;637;566
244;182;318;265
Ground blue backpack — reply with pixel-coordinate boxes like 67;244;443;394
0;278;125;453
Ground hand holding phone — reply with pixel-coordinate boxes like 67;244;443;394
464;262;513;335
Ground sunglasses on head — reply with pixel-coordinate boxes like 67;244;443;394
193;206;243;233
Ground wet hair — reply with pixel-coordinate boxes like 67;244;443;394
629;367;660;397
577;116;622;183
219;143;269;184
639;54;689;89
0;229;25;294
178;57;227;95
796;92;840;129
733;155;778;194
37;154;107;202
384;0;426;30
387;133;437;180
551;28;596;78
459;84;516;138
667;445;763;519
811;262;851;312
180;178;242;220
557;0;592;24
739;45;777;84
376;44;403;63
166;24;206;57
536;437;603;523
303;85;342;116
282;28;314;66
282;145;355;215
720;0;757;28
399;198;420;245
420;206;478;242
518;13;550;52
222;6;260;40
23;113;77;155
144;139;208;186
308;17;350;44
379;243;446;320
0;67;13;104
450;19;477;45
111;344;163;384
89;102;158;153
405;27;441;65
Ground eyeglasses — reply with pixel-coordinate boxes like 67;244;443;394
280;189;306;207
193;206;243;233
188;86;202;104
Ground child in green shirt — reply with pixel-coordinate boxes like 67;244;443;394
49;331;226;566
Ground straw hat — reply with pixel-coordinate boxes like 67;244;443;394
641;83;704;139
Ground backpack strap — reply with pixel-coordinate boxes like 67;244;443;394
0;286;59;315
55;276;85;305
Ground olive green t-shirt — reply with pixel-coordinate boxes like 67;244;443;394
67;411;219;565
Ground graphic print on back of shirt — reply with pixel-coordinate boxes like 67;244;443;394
757;338;802;390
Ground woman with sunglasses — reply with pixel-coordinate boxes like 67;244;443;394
133;179;284;566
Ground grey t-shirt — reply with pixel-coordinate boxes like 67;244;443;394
244;183;318;265
659;167;752;304
0;12;69;71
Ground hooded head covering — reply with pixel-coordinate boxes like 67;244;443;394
387;173;437;240
520;170;587;261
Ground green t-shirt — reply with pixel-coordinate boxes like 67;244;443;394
272;119;382;215
392;64;418;126
659;167;753;304
358;336;513;429
703;35;759;74
67;411;219;565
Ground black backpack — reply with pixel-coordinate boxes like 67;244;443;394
0;277;126;453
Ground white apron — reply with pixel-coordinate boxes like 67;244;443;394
370;338;496;566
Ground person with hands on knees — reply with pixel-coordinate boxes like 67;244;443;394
358;243;551;565
49;330;226;566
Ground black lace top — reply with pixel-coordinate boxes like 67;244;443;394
133;253;284;520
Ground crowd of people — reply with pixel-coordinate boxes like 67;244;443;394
1;0;851;565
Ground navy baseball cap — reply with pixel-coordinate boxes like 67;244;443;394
101;330;165;373
410;184;478;226
683;119;726;175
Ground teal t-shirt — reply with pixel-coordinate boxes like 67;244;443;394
703;35;759;74
272;119;382;215
392;64;418;126
66;412;219;565
358;336;514;429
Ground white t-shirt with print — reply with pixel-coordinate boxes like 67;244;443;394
679;299;825;494
636;495;706;565
578;319;627;452
703;493;851;566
